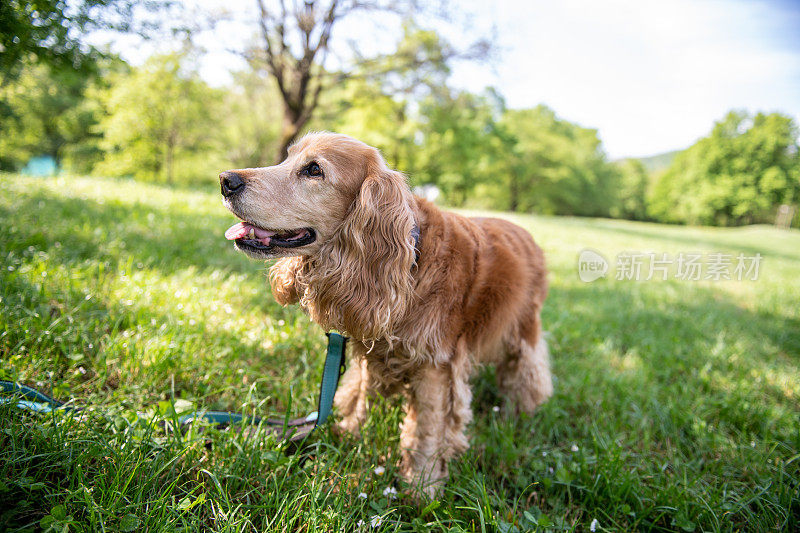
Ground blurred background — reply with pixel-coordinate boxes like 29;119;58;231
1;0;799;227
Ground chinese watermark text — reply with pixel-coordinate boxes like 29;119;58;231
578;249;762;282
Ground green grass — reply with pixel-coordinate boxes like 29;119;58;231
1;173;798;532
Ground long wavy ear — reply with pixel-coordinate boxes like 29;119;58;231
301;155;416;340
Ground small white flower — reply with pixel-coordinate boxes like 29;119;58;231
382;486;398;499
357;519;365;527
370;515;382;527
492;405;500;413
750;441;756;448
590;518;599;531
542;451;548;457
358;492;368;499
571;444;579;452
373;466;385;475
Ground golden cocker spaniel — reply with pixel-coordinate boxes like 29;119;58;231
220;132;552;495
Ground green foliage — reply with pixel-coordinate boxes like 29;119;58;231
323;24;461;179
1;174;798;531
366;23;453;101
94;52;225;184
497;106;618;216
326;32;621;217
637;149;680;174
0;0;162;83
0;0;96;81
0;62;103;172
320;26;622;216
3;11;797;225
414;88;502;207
221;68;284;169
610;158;650;220
650;111;800;226
318;76;413;172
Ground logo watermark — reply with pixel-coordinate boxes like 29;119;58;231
578;249;609;282
578;250;762;282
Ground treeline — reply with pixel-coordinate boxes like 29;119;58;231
1;35;798;226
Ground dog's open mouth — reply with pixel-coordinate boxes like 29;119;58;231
225;222;316;252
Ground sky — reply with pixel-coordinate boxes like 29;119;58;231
106;0;800;159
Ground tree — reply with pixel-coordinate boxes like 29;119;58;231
247;0;490;162
414;88;501;206
319;76;411;167
0;0;171;85
94;52;223;184
649;111;800;226
319;24;456;174
220;66;284;169
0;61;104;172
497;105;617;216
610;158;650;221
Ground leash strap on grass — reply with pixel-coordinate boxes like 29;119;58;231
179;332;347;440
1;332;349;443
316;332;348;427
0;380;76;413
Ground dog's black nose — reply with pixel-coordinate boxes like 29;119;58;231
219;171;245;198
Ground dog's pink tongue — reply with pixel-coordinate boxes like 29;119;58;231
225;222;249;240
225;222;277;242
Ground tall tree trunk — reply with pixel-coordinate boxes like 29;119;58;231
257;0;339;164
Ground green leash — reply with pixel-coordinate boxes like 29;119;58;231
0;381;77;414
1;332;348;442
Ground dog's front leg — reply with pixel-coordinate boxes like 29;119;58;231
400;355;471;497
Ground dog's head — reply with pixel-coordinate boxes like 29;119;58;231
220;132;408;259
220;132;417;338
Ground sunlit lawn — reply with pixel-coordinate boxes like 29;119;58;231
1;174;798;532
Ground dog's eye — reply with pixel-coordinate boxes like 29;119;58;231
301;161;323;178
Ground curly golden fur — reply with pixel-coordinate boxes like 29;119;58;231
220;132;552;495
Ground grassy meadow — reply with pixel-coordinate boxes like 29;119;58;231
0;174;798;532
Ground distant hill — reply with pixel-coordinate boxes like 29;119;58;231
635;149;683;174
